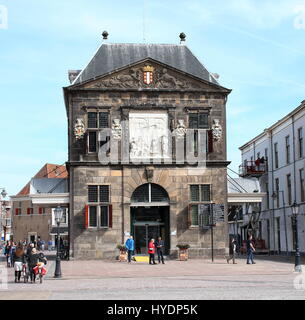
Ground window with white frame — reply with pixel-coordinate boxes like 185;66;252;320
87;112;110;154
189;184;211;226
87;185;112;228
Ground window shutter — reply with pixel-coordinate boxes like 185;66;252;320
208;129;213;153
108;204;113;228
27;208;31;215
85;205;89;229
187;204;192;228
39;207;43;214
15;208;19;215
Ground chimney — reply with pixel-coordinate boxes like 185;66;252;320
68;70;81;84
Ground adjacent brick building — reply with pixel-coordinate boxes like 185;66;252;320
64;37;231;259
11;164;69;247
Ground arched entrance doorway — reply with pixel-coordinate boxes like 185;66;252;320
130;183;170;255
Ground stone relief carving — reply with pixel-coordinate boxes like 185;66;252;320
74;118;85;140
91;65;201;90
111;119;122;140
212;119;222;141
129;113;170;159
173;119;187;139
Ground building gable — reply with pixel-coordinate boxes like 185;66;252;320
69;59;230;93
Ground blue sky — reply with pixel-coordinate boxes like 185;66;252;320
1;0;305;196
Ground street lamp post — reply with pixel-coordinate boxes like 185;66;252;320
291;202;302;273
54;206;63;278
0;188;7;242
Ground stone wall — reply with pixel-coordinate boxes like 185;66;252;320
66;62;230;259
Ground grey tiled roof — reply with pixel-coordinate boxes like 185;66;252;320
73;43;220;85
30;178;68;194
228;177;261;194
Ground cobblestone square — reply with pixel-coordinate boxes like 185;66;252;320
0;256;304;300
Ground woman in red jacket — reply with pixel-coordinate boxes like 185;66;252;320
148;239;157;265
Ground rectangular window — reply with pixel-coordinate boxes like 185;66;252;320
88;112;98;128
190;185;211;202
188;113;209;156
190;185;200;202
100;206;109;227
274;143;279;169
201;185;211;202
298;128;303;158
99;112;109;128
88;132;97;153
275;178;280;208
87;185;111;228
190;205;199;226
89;206;97;227
285;136;290;164
189;185;211;227
87;112;109;154
99;185;110;203
287;174;292;205
88;185;98;202
300;169;305;202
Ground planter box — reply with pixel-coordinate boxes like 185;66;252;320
119;251;127;262
179;249;189;261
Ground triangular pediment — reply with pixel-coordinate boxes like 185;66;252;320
70;59;230;93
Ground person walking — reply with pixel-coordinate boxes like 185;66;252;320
246;235;256;264
148;239;156;265
4;241;11;267
13;246;26;283
9;242;16;268
155;237;165;264
226;238;237;264
125;235;135;263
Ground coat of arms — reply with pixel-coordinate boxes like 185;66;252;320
74;118;85;140
143;65;154;85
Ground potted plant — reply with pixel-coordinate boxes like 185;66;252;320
116;244;127;262
176;244;190;261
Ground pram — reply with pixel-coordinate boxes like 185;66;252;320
33;262;47;284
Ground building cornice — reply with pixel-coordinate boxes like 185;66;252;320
239;100;305;151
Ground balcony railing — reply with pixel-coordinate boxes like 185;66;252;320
239;160;267;177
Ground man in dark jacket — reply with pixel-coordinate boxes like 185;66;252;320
155;237;165;264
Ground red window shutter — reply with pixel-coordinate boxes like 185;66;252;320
39;207;43;214
108;204;113;228
27;208;31;215
208;129;213;153
15;208;19;215
85;205;89;229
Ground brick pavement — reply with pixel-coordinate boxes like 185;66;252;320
0;256;304;300
60;256;300;279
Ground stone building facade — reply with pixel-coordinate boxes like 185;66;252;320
64;41;231;259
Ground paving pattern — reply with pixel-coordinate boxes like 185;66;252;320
0;256;304;300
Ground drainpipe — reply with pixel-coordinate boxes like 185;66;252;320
121;164;125;244
269;130;276;255
292;115;297;204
